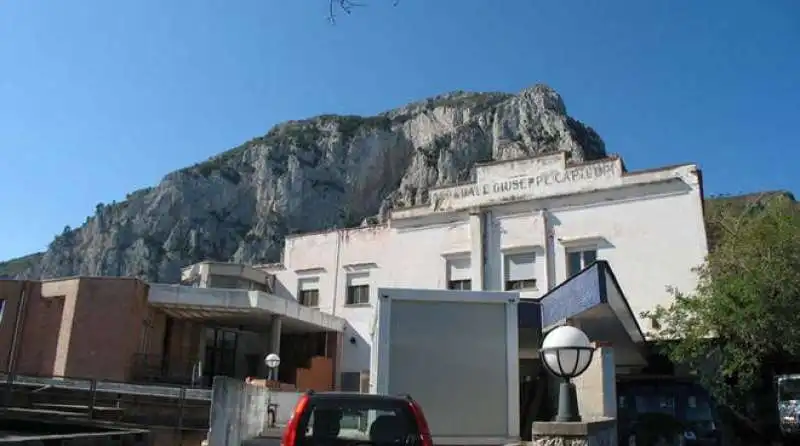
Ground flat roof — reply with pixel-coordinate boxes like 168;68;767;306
147;283;346;333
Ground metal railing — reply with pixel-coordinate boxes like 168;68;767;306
0;371;212;429
128;353;201;387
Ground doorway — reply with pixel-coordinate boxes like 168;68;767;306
520;359;551;441
203;327;238;386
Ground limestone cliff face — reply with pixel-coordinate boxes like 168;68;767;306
0;84;606;282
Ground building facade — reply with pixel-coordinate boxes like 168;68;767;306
0;269;345;391
262;152;709;381
0;152;710;394
0;277;150;381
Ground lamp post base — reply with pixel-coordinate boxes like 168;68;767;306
554;380;581;422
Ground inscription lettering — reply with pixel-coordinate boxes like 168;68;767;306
431;162;618;207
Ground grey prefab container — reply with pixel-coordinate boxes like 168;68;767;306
370;288;520;446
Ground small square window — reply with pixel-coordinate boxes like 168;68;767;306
298;277;321;307
299;289;320;307
446;257;472;291
346;273;370;305
447;279;472;291
566;248;598;278
346;285;369;305
504;252;537;291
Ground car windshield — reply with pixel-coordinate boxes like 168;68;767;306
685;395;714;422
779;378;800;401
297;398;418;446
634;394;677;416
620;383;714;421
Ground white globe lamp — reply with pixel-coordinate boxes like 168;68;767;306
265;353;281;381
539;325;594;422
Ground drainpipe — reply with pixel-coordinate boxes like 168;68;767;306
331;230;343;317
481;210;490;291
541;209;557;291
5;281;28;404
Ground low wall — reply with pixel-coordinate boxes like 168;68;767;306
0;430;151;446
245;379;303;425
532;419;617;446
208;377;269;446
207;377;304;446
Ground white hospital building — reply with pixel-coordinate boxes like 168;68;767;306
253;151;709;387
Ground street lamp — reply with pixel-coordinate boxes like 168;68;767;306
539;325;594;422
265;353;281;382
264;353;281;429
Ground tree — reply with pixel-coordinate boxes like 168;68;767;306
328;0;399;23
644;192;800;412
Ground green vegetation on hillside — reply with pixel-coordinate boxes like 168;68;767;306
179;92;512;183
0;252;43;278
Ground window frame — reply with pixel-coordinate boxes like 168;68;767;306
345;272;371;306
346;284;370;305
447;279;472;291
299;289;320;307
503;251;538;291
445;256;472;291
298;277;321;307
565;247;598;278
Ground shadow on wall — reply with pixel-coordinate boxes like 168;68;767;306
343;322;370;377
271;278;292;299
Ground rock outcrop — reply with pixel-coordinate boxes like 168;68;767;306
0;84;606;282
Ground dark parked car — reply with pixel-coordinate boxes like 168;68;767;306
281;391;433;446
617;375;723;446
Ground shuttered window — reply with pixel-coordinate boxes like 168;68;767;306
346;273;370;305
504;252;537;291
447;258;472;290
298;277;320;307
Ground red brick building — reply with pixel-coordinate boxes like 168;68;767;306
0;268;344;391
0;277;149;381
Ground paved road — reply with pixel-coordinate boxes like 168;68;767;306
240;428;283;446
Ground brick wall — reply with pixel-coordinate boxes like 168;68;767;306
0;277;150;381
0;280;29;372
63;277;149;381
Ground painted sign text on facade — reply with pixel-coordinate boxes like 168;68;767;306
431;161;618;206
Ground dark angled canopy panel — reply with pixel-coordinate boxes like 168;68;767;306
539;260;647;367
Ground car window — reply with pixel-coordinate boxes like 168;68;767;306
685;395;714;422
779;379;800;401
298;398;417;445
634;394;676;416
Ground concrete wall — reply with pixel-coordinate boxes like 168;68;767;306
264;155;709;374
208;376;270;446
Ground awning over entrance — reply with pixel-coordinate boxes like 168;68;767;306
147;283;346;333
539;260;647;368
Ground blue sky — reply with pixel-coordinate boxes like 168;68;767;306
1;0;798;261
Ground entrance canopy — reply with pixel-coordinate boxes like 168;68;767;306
147;283;346;333
539;260;647;368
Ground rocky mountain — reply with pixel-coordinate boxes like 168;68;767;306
0;84;607;282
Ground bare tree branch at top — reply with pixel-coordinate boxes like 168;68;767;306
328;0;400;24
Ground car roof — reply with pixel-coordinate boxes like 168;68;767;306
307;392;412;404
617;375;699;384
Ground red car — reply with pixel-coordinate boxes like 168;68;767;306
282;391;433;446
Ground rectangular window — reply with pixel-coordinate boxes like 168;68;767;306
299;289;319;307
298;277;320;307
346;273;370;305
446;257;472;291
504;252;537;291
566;248;598;278
0;299;5;324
